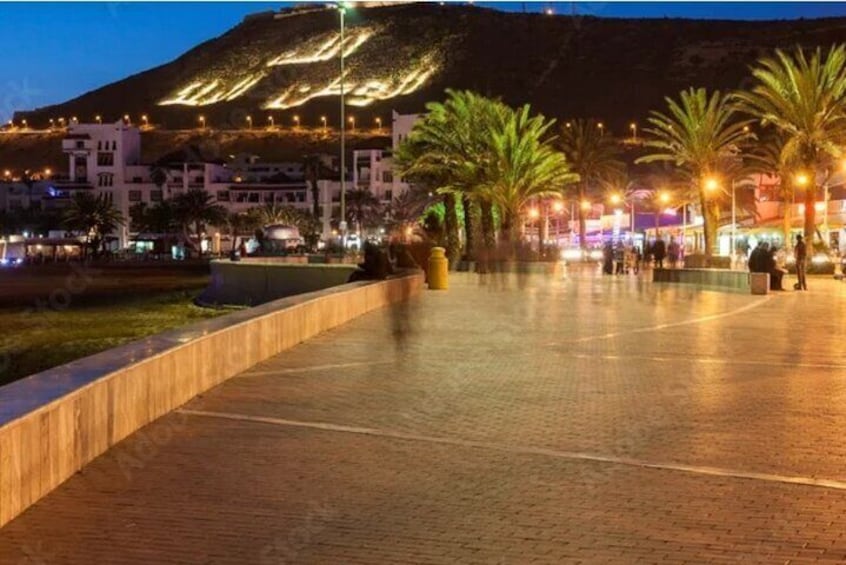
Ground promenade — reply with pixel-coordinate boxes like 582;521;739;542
3;269;846;564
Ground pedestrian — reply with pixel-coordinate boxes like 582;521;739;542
614;242;625;275
602;241;613;275
667;237;679;268
794;234;808;290
653;236;666;269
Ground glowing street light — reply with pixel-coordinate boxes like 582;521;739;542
795;172;809;187
71;116;78;124
544;7;554;15
553;201;564;213
49;119;55;128
44;168;51;177
123;114;130;124
704;177;719;192
629;122;637;142
597;122;604;135
659;191;670;204
348;116;355;130
609;193;621;205
142;114;149;126
198;115;206;129
95;115;101;124
3;170;11;178
267;115;274;128
293;114;300;128
246;115;252;129
21;119;27;128
375;117;382;130
580;200;591;211
565;121;572;128
320;115;327;131
528;207;540;219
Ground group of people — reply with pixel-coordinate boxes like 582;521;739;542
602;241;642;275
747;234;807;291
649;236;682;269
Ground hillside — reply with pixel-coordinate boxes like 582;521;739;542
8;2;846;168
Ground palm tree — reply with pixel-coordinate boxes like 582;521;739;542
345;188;381;235
253;202;302;227
62;192;125;257
748;133;799;248
172;188;227;250
396;90;509;261
478;104;578;242
558;119;625;249
735;45;846;252
637;88;753;257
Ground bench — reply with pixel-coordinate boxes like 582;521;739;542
653;268;768;294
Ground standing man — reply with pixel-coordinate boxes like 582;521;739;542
794;234;808;291
653;235;666;269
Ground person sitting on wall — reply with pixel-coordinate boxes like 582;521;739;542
348;241;394;282
767;245;787;291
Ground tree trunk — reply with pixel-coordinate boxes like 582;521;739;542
782;198;792;251
577;184;587;250
701;192;720;258
480;199;495;249
803;180;817;254
461;194;476;261
443;193;461;267
539;202;549;253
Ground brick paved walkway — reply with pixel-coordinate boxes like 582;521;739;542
4;269;846;564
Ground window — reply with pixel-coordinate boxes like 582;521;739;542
97;141;102;150
132;176;142;183
193;176;203;184
383;171;393;183
384;189;393;201
263;193;274;203
129;190;142;202
248;192;260;203
150;190;163;202
112;141;117;150
76;141;85;149
97;152;114;167
216;190;230;202
297;192;306;202
97;174;114;187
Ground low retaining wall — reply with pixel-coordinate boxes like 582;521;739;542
0;271;423;528
198;260;359;306
653;268;752;291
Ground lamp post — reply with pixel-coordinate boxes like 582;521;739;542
321;115;327;132
731;178;737;261
246;115;252;130
95;115;101;125
293;115;300;129
142;114;149;127
267;115;274;128
339;2;348;243
629;122;637;143
375;117;382;131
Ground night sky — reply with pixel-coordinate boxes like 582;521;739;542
3;1;846;121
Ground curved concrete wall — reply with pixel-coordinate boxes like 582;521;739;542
198;260;359;306
0;272;423;528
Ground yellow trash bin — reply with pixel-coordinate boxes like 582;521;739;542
428;247;448;290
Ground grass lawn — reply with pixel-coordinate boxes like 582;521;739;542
0;262;234;386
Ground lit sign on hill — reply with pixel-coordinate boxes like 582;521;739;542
158;26;439;109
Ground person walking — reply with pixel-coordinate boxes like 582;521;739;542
794;234;808;290
653;236;666;269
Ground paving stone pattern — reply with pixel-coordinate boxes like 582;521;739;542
2;269;846;564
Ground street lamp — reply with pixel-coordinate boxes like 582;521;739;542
95;115;101;124
293;114;300;128
320;115;327;131
267;115;274;128
629;122;637;142
21;119;27;129
246;115;252;129
338;1;349;242
49;119;55;129
375;117;382;130
71;116;77;124
597;122;604;136
348;116;355;130
123;114;130;124
198;115;206;130
142;114;149;127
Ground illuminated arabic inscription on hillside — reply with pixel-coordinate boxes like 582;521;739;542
160;74;265;106
157;26;439;109
264;58;437;110
266;29;373;66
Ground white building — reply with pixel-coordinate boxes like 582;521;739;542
3;111;422;249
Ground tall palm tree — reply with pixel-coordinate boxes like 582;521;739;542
735;45;846;251
62;192;125;257
478;104;578;242
558;119;625;249
396;90;509;261
172;188;227;249
637;87;753;257
253;202;301;227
